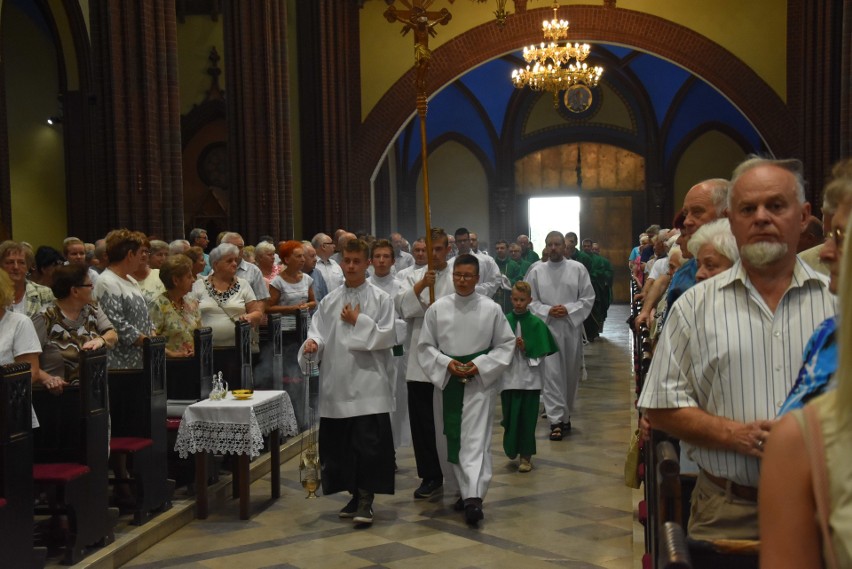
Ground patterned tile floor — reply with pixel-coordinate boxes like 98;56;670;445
123;305;642;569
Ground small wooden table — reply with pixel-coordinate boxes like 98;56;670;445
174;390;298;519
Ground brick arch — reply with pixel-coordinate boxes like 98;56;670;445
354;6;795;194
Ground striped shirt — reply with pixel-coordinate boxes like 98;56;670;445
638;258;836;486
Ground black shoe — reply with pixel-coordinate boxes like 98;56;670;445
338;494;358;518
563;418;572;432
353;491;374;525
453;498;465;511
413;478;443;499
464;504;484;525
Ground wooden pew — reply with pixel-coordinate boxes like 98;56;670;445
165;327;214;489
254;314;283;390
166;327;214;402
109;337;172;524
0;363;45;569
212;320;252;390
32;348;116;564
651;437;759;569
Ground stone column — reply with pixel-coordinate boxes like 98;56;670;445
89;0;184;239
222;1;293;242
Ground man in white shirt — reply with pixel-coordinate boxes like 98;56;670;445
311;233;344;292
396;237;427;282
638;157;837;541
450;228;501;298
391;232;415;273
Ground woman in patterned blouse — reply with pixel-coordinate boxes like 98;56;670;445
150;254;201;358
190;243;264;347
92;229;153;369
32;264;118;385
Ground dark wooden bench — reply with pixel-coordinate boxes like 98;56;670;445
165;327;214;489
254;314;283;390
651;436;759;569
212;320;253;390
0;363;46;568
32;348;116;564
109;337;172;524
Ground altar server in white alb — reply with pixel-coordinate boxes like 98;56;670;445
525;230;595;441
417;254;515;526
298;239;397;527
368;239;411;450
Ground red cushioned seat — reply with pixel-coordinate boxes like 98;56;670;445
638;499;647;525
110;437;153;453
33;463;90;483
166;417;182;431
642;552;652;569
0;497;6;508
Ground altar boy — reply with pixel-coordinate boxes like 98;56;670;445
299;239;397;526
416;254;515;526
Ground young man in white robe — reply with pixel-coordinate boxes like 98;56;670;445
298;239;397;526
416;254;515;525
368;239;411;450
395;229;456;500
525;231;595;441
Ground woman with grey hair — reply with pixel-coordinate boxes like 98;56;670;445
189;243;263;347
255;241;280;285
686;218;739;283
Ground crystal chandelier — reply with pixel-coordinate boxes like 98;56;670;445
511;2;604;110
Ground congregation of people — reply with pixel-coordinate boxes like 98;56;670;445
631;156;852;568
5;155;852;566
0;221;614;531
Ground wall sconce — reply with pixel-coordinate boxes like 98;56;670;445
46;116;63;126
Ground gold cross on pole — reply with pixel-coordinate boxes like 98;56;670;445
384;0;455;303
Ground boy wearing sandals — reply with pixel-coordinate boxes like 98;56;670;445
298;239;397;526
500;282;559;472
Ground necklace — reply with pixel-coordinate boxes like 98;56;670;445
168;295;185;312
204;276;240;303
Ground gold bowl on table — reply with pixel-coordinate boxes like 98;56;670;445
231;389;254;400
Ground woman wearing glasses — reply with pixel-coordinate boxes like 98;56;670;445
32;264;117;387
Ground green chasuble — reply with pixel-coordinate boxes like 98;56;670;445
505;310;559;359
442;349;489;464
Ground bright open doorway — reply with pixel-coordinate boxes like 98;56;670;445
528;196;581;255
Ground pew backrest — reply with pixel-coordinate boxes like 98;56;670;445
166;327;213;401
212;321;252;390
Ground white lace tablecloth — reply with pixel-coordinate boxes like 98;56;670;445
175;391;299;459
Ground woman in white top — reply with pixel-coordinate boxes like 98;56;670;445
190;243;263;347
268;240;315;332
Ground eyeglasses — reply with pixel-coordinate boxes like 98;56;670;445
827;227;845;243
452;272;478;281
322;241;334;246
75;283;94;288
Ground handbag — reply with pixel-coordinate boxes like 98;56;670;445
624;428;642;489
802;403;840;569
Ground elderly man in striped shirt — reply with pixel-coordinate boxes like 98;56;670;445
638;157;837;541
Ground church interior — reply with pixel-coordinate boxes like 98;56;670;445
1;0;850;567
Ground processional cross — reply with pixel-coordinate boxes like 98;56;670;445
383;0;455;302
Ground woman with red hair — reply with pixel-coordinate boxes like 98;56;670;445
268;240;316;328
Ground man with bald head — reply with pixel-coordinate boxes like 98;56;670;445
301;242;329;304
332;232;356;265
639;158;836;541
516;234;539;265
312;233;344;292
634;178;730;331
391;232;415;273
